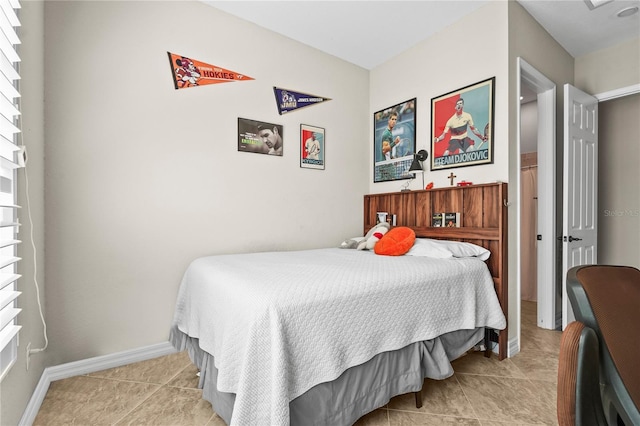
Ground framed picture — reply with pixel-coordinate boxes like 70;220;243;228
373;98;416;182
237;118;283;156
430;77;495;171
300;124;325;170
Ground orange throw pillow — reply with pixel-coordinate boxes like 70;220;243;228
374;227;416;256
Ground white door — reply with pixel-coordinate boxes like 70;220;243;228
562;84;598;329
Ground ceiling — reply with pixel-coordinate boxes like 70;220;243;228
203;0;640;70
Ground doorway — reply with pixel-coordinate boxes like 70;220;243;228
517;58;558;355
516;63;638;352
597;93;640;268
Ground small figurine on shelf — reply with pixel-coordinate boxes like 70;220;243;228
457;180;473;187
425;182;434;190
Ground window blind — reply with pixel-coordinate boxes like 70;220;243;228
0;0;22;381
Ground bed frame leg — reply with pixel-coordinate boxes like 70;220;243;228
414;389;423;408
484;328;491;358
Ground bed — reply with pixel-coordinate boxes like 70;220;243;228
170;182;509;426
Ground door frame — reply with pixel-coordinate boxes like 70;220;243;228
516;58;557;353
594;84;640;102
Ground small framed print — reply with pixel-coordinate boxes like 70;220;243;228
238;117;283;156
300;124;325;170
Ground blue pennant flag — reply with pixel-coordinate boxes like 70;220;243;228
273;87;331;115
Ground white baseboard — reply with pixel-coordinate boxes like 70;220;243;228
19;342;177;426
508;335;520;358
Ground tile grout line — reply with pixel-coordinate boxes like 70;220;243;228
453;373;482;423
82;374;167;386
455;371;531;380
83;360;192;387
385;406;480;421
110;383;166;425
84;361;194;425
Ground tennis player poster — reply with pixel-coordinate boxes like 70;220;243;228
431;77;495;171
238;118;283;156
373;98;416;183
300;124;325;170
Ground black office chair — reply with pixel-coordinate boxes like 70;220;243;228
560;265;640;426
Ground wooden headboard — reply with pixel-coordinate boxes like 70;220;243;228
364;182;508;359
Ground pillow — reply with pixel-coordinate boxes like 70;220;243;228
443;240;490;260
406;238;491;261
404;238;453;259
374;227;416;256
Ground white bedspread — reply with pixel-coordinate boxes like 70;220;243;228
172;248;506;426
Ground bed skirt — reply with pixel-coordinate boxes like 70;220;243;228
170;326;484;426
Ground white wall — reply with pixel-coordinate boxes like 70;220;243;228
43;1;369;366
370;1;510;194
575;37;640;95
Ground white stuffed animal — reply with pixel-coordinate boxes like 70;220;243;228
357;222;390;250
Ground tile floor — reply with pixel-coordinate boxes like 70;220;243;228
34;300;561;425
